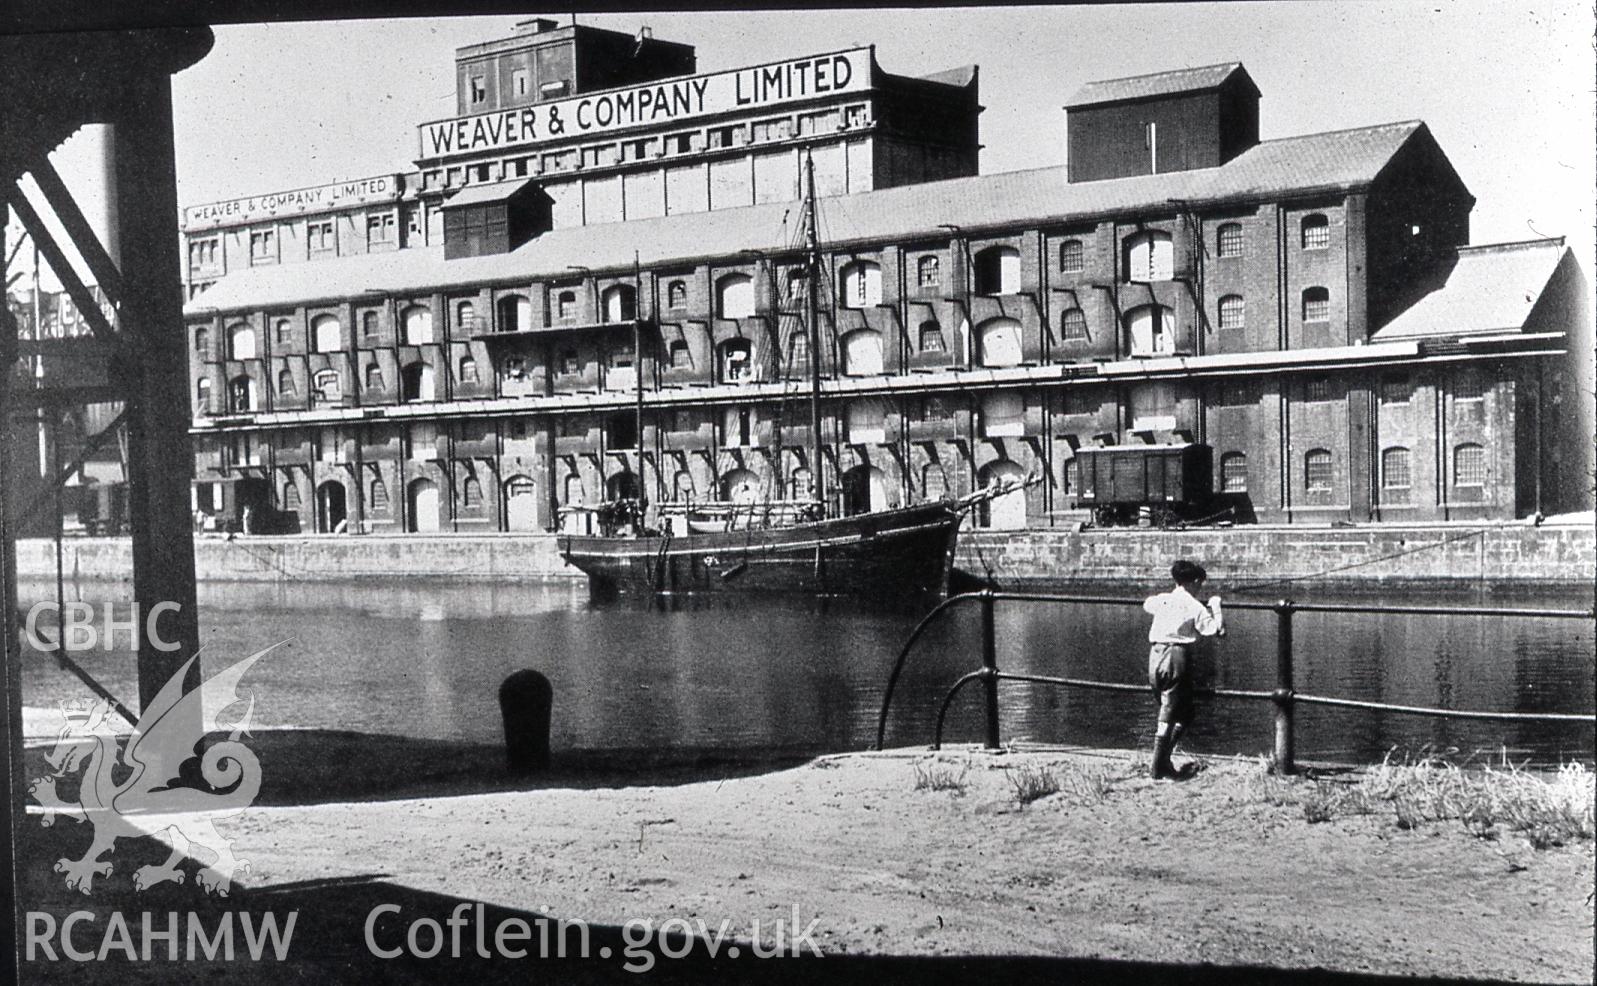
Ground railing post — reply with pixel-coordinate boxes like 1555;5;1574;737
981;589;1000;750
1273;599;1296;775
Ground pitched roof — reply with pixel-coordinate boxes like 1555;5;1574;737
1372;239;1572;339
440;178;538;209
186;120;1427;316
1064;62;1256;108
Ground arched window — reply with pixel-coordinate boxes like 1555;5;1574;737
361;311;380;341
455;301;476;331
1304;449;1333;491
666;280;687;309
228;374;255;412
458;355;478;383
1061;308;1088;341
841;329;884;376
839;260;882;308
1124;304;1174;356
1381;447;1411;489
973;245;1020;295
365;364;384;390
277;368;295;395
1218;295;1244;331
194;327;210;358
1302;287;1330;322
1454;443;1486;486
668;340;691;369
716;274;754;318
602;284;636;322
917;255;941;288
313;369;341;404
497;295;531;333
1220;452;1248;493
717;338;752;382
462;477;483;508
312;314;342;353
979;392;1024;437
1217;223;1244;258
400;362;435;402
845;401;886;444
1301;214;1330;250
274;319;293;345
368;477;388;513
1059;239;1084;273
227;322;256;360
977;317;1023;367
556;290;579;323
283;483;302;510
401;305;433;344
195;377;212;412
672;470;695;501
1124;230;1173;281
918;321;944;352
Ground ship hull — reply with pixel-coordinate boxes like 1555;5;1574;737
558;502;961;599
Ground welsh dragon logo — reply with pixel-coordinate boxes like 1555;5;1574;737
29;646;277;897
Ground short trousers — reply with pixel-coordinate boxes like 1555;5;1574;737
1148;642;1194;726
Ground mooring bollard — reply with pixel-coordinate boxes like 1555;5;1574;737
499;669;552;774
1273;600;1296;775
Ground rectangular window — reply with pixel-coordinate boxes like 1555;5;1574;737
1305;451;1333;491
1454;445;1487;486
1218;380;1253;407
307;221;335;253
469;76;487;105
367;213;395;246
1305;377;1331;402
249;229;275;262
1216;224;1243;258
1382;448;1411;489
1454;371;1486;401
511;69;529;98
1380;377;1409;405
188;238;219;269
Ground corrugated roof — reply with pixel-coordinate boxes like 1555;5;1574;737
186;120;1427;316
1064;63;1253;108
1372;239;1570;339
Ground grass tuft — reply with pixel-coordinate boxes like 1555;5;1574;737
1007;762;1060;805
1258;751;1594;848
913;759;970;795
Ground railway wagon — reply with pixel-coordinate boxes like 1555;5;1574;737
1074;443;1215;527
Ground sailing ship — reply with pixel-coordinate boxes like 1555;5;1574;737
558;155;966;599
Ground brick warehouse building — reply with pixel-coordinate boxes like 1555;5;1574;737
180;21;1593;536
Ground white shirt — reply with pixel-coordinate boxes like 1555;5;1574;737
1144;585;1224;644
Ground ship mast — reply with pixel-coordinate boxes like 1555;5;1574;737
803;151;823;513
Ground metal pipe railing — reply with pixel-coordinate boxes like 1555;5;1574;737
879;590;1595;773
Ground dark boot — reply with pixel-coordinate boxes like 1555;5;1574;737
1149;734;1176;780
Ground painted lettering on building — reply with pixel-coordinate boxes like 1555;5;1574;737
183;176;401;231
418;48;869;159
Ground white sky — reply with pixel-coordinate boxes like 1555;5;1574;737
15;2;1596;286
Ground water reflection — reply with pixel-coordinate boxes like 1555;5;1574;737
16;579;1594;766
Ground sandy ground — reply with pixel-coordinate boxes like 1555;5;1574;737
14;731;1594;985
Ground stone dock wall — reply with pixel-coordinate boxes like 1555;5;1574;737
14;520;1593;587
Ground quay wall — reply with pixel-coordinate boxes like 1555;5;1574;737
13;521;1594;587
